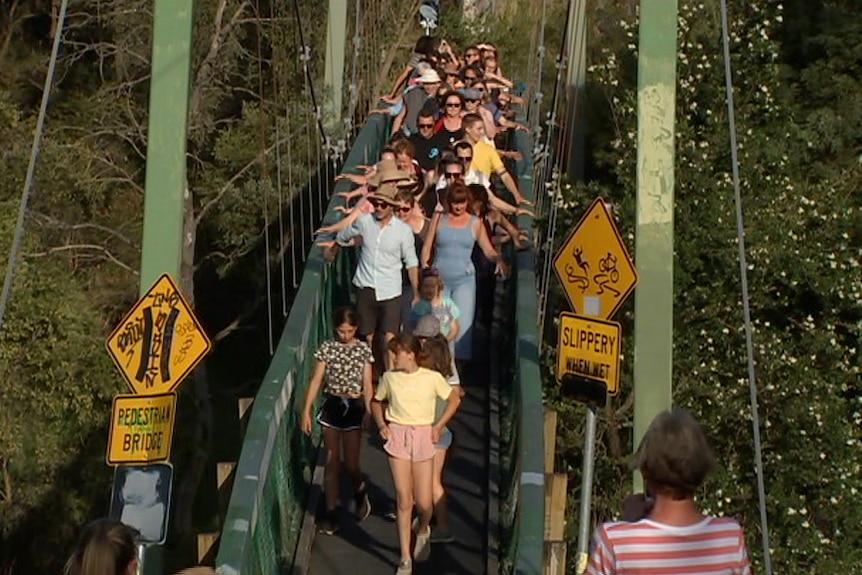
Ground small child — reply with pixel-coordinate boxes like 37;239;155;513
408;268;460;348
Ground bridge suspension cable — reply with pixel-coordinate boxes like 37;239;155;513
719;1;774;573
0;0;70;338
270;0;290;317
253;0;276;355
537;0;574;340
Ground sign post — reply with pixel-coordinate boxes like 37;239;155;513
553;198;637;574
105;276;211;575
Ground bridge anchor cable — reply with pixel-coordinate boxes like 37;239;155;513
719;1;774;572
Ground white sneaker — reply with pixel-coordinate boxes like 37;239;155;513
396;558;412;574
413;528;431;562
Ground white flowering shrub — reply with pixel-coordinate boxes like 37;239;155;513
541;1;862;572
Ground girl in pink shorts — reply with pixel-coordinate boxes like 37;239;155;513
371;333;461;575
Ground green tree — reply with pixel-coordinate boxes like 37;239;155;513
542;1;862;573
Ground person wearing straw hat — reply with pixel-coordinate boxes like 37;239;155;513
336;159;420;372
318;155;412;236
393;68;442;136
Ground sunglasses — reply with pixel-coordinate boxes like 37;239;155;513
418;123;434;128
368;199;392;208
445;102;461;108
445;172;462;178
458;155;473;161
464;75;477;81
397;205;412;213
465;99;479;104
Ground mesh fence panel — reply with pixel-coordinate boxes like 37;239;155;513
217;113;389;575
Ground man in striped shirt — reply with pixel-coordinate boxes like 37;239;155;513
587;410;752;575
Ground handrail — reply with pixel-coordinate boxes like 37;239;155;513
216;113;389;575
501;122;546;574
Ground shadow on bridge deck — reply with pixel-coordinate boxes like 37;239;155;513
301;318;501;575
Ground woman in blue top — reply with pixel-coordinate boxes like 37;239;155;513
421;183;506;360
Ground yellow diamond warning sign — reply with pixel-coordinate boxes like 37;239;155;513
556;312;621;397
553;198;638;319
107;274;211;396
107;393;176;465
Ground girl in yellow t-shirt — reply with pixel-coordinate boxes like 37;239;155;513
371;333;461;573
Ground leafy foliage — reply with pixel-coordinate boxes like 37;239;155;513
540;1;862;573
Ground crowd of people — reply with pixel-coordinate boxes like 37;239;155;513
308;36;532;574
307;33;755;575
62;34;753;575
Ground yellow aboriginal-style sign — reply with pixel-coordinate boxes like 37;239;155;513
106;274;211;396
107;393;176;465
553;198;638;320
556;313;622;396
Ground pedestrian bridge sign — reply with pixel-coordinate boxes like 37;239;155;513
107;393;176;465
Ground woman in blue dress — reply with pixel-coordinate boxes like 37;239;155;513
420;183;506;361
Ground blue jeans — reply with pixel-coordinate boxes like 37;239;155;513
443;274;476;360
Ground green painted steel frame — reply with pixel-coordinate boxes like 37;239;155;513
216;114;388;575
324;0;348;127
139;0;194;292
633;0;678;490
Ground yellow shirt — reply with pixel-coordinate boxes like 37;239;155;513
471;139;505;177
375;367;452;425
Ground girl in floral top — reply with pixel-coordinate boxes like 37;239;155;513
301;307;374;535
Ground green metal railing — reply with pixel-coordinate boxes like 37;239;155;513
216;113;388;575
498;126;546;575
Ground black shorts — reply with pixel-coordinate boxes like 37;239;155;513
356;288;403;338
316;395;365;431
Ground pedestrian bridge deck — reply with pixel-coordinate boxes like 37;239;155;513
305;349;494;575
215;110;545;575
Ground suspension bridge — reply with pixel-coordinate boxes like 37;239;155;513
1;0;780;574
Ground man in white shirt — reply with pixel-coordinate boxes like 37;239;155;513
336;161;420;355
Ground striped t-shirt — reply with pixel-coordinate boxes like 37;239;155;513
586;516;752;575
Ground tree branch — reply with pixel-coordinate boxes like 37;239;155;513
194;124;305;226
30;213;140;248
24;244;138;275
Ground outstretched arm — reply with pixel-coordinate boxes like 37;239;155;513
387;64;415;99
486;186;518;214
475;219;507;276
499;170;530;205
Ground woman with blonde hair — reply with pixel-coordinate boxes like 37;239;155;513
64;519;138;575
65;518;217;575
